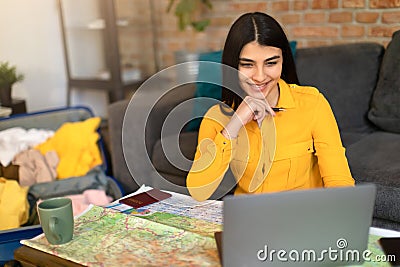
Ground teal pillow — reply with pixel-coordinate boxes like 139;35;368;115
185;50;223;132
290;40;297;60
185;41;297;132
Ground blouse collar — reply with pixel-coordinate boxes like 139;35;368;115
276;79;296;109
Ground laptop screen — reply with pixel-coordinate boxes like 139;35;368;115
220;184;376;267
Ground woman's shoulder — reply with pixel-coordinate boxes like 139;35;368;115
288;83;321;97
287;83;332;111
204;104;232;117
202;104;232;125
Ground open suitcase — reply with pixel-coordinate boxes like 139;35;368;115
0;106;123;264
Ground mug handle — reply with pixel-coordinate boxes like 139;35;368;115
49;216;62;243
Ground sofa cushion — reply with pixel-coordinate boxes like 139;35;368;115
368;30;400;133
152;132;198;179
296;43;384;133
156;172;187;187
346;131;400;222
340;131;371;148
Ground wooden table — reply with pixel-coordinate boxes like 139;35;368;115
13;227;400;266
14;246;83;267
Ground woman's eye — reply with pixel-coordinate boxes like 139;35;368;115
239;63;253;68
266;61;278;66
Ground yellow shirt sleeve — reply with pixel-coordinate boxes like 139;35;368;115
312;94;355;187
186;106;234;201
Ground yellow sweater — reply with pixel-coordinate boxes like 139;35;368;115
187;79;354;201
36;117;102;179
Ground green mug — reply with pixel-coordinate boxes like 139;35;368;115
37;197;74;245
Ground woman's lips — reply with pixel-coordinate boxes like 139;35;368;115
248;82;268;92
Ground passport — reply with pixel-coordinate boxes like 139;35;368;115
119;188;172;209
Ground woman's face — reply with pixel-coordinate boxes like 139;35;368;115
238;41;283;99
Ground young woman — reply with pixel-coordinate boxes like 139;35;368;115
186;12;354;201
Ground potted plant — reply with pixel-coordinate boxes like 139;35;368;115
166;0;213;32
166;0;213;81
0;61;24;106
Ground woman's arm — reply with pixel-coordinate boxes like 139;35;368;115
186;106;235;201
312;94;355;187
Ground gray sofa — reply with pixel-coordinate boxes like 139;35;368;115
108;30;400;230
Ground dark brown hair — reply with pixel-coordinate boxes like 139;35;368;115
221;12;299;110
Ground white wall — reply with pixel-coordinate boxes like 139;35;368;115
0;0;108;117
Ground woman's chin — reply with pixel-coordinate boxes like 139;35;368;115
240;83;268;98
248;89;267;99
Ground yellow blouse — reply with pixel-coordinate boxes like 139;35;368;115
186;79;354;201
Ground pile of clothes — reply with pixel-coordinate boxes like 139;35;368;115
0;117;114;230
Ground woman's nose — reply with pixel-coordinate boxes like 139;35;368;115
252;66;266;83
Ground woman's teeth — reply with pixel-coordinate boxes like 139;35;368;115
252;84;265;90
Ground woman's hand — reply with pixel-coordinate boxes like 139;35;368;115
238;96;276;126
221;96;275;139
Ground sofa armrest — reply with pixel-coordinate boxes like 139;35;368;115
145;83;197;157
107;84;196;194
108;99;139;194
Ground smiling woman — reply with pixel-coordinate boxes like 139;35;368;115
237;43;282;125
186;12;355;201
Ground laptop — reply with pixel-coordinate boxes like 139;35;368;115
218;184;376;267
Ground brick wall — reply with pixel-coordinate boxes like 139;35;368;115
121;0;400;72
115;0;156;76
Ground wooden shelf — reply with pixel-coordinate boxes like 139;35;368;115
58;0;153;105
1;99;27;115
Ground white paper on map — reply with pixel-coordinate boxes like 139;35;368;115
106;185;223;224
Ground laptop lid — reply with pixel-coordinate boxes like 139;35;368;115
222;184;376;267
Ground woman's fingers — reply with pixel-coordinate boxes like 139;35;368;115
252;97;276;117
225;96;275;137
232;96;276;131
243;96;275;123
264;104;276;117
255;108;267;127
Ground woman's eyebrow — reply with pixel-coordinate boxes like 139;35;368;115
239;58;255;63
239;55;281;62
265;55;281;61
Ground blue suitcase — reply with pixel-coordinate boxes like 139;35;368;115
0;106;123;264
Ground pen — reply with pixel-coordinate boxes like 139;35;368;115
255;108;286;116
272;108;285;112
